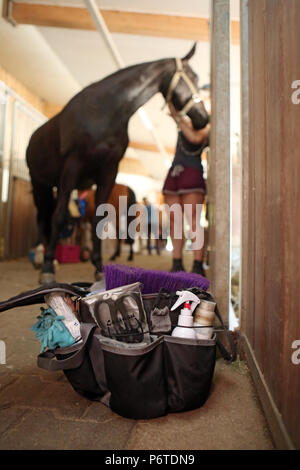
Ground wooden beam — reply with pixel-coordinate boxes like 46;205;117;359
118;156;149;177
4;2;240;44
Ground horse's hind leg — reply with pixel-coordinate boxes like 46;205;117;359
40;155;80;284
31;180;55;268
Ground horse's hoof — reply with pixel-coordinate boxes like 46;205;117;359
39;272;56;285
34;254;44;269
33;261;43;270
95;270;105;282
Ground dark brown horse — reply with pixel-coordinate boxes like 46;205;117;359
79;183;136;262
26;43;209;283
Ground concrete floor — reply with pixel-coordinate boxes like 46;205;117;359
0;251;274;450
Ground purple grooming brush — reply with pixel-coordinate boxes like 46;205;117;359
103;264;210;294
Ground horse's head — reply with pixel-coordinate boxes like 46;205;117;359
162;43;209;130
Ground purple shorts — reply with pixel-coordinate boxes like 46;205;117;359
162;165;206;195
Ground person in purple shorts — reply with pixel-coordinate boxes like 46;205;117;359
163;104;210;276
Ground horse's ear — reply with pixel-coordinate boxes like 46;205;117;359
182;42;197;62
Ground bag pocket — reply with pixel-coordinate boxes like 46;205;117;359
164;335;216;413
100;335;167;419
38;323;109;402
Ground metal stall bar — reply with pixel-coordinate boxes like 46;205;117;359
209;0;231;322
0;84;8;257
239;0;249;332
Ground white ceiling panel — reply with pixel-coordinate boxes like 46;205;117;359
37;26;210;88
0;3;80;103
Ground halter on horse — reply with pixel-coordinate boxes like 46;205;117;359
164;57;203;126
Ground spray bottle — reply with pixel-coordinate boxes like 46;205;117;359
171;302;197;339
170;291;216;340
171;291;200;339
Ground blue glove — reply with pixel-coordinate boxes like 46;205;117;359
31;306;76;352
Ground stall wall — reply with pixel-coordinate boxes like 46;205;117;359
0;68;46;259
241;0;300;449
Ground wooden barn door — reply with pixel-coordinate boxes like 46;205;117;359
9;177;37;258
240;0;300;450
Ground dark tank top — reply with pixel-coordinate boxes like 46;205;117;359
172;132;208;170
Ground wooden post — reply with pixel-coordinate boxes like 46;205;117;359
209;0;231;322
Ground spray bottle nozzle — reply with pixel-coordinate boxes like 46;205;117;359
171;291;201;313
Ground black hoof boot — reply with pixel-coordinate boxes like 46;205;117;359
39;272;56;285
170;258;185;272
40;259;56;284
191;260;206;277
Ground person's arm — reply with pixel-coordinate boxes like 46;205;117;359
168;103;210;144
179;118;210;145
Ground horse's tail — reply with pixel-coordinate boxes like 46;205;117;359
126;187;136;245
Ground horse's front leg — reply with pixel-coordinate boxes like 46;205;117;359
40;155;80;284
91;168;118;280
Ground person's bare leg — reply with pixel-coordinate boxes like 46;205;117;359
164;193;185;271
181;192;206;274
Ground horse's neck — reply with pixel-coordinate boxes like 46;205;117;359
110;59;174;118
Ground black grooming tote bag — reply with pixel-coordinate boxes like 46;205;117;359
0;282;235;420
91;287;235;418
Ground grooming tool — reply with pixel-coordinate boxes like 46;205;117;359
104;264;209;294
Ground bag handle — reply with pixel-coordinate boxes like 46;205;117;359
0;283;89;313
212;303;237;364
37;323;96;371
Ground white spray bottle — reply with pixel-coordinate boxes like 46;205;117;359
171;291;200;340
